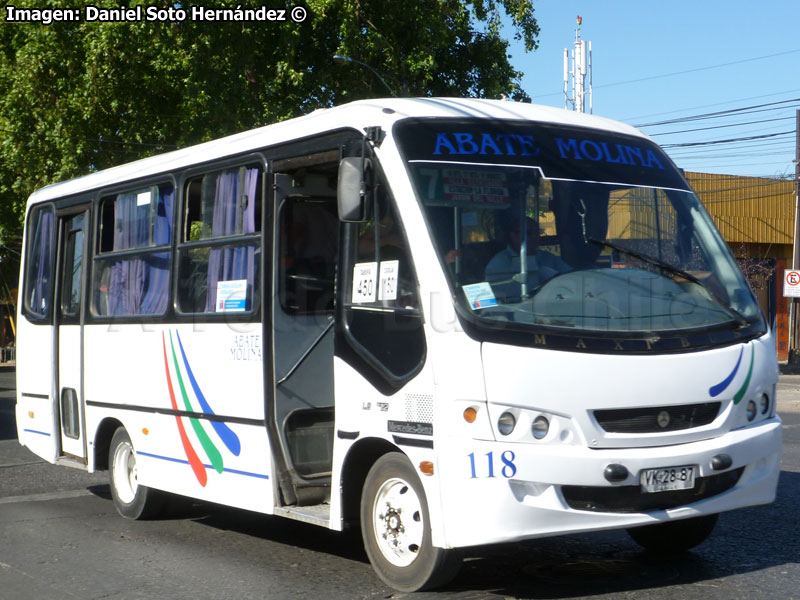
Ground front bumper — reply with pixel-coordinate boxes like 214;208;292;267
435;417;781;548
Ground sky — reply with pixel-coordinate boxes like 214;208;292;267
502;1;800;179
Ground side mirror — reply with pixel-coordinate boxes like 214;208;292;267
337;157;371;222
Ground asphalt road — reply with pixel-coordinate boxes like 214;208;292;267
1;366;799;600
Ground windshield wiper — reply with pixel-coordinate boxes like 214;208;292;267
586;237;750;328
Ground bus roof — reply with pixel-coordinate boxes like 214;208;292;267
26;97;647;206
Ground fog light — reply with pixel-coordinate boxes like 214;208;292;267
531;416;550;440
497;412;516;436
604;463;628;482
760;394;770;415
746;400;757;421
710;454;732;471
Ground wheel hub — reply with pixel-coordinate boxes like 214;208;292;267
372;477;424;567
382;506;404;545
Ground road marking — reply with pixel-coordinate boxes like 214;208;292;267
0;488;95;505
0;460;47;469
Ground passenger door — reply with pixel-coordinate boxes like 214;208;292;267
268;163;339;506
56;207;89;461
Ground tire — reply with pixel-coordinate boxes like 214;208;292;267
360;453;462;592
108;427;165;520
627;513;718;554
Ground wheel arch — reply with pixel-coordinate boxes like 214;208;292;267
93;417;124;471
340;436;403;528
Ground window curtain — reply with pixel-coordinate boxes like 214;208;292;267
29;208;55;316
140;187;173;314
205;168;258;312
107;187;173;315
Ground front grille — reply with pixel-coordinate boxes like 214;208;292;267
562;467;743;513
593;402;721;433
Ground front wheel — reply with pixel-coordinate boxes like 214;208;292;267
360;453;462;592
108;427;165;520
627;514;718;554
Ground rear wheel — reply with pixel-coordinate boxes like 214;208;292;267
627;514;718;554
108;427;165;520
360;453;462;592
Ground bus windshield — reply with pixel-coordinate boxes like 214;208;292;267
395;119;765;342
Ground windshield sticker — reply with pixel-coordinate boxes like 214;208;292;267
215;279;247;312
443;169;510;205
352;262;377;303
378;260;399;301
463;282;498;310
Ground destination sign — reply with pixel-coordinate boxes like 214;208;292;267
395;119;690;191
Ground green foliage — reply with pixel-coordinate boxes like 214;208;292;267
0;0;538;271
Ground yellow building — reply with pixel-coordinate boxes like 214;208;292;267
685;172;795;359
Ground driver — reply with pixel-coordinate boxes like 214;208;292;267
484;217;567;301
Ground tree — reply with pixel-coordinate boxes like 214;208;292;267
0;0;539;261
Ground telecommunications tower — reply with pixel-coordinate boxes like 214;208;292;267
564;15;592;113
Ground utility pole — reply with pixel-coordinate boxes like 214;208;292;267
792;109;800;361
563;15;592;113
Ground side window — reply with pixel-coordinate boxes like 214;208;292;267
93;184;173;316
23;205;56;320
61;215;85;318
177;165;262;314
278;197;338;315
350;183;420;311
339;171;425;392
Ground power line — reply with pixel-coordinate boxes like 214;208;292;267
673;145;793;160
670;136;795;150
622;88;800;121
597;49;800;90
648;116;796;137
635;98;800;128
661;131;794;149
533;50;800;100
668;143;794;159
669;135;795;149
667;142;794;158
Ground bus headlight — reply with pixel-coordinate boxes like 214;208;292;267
746;400;757;422
531;416;550;440
497;412;516;436
760;393;770;415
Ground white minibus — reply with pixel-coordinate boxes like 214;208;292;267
16;98;781;591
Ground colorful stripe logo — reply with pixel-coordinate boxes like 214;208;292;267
709;345;754;404
161;330;241;486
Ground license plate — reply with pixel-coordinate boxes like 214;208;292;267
640;465;697;493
